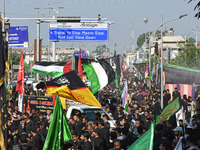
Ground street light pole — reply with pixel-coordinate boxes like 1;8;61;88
36;20;40;81
160;14;187;109
161;15;164;109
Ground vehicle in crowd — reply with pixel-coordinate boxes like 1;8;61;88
66;104;116;130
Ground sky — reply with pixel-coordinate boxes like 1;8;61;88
1;0;200;54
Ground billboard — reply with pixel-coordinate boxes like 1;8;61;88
8;26;28;47
50;22;108;41
74;50;89;58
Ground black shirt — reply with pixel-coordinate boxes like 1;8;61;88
93;137;106;150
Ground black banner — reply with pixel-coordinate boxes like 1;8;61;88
164;64;200;85
22;95;53;113
0;83;7;149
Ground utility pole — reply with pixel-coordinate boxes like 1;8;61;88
34;4;63;62
192;27;200;58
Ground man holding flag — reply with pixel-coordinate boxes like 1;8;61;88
43;93;73;150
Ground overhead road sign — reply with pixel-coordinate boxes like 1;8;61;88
8;26;29;47
50;21;109;41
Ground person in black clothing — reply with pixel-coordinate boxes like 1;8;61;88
120;127;132;150
103;115;110;130
99;120;109;147
23;112;34;133
30;126;44;150
172;87;180;101
114;106;124;121
163;90;168;108
80;131;92;150
93;129;106;150
19;132;29;150
166;89;171;103
38;112;48;129
30;109;39;123
12;105;21;128
73;114;83;136
152;97;161;120
61;140;74;150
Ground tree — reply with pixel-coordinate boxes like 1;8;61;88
9;51;21;65
93;45;109;55
137;31;161;48
57;54;72;62
187;37;195;43
170;43;200;69
137;33;145;48
188;0;200;18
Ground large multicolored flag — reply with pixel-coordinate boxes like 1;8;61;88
156;97;180;124
83;59;115;94
37;70;101;107
43;93;73;150
32;61;71;78
128;122;155;150
122;80;128;111
16;52;25;95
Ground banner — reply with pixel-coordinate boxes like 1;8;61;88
164;63;200;85
133;63;146;79
156;97;180;124
21;95;53;113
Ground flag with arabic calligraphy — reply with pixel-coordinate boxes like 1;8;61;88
156;97;180;124
37;70;101;107
43;93;73;150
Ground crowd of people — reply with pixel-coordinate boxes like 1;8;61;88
6;70;200;150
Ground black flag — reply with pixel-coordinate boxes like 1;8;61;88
105;55;121;88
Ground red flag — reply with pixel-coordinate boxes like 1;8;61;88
16;52;25;94
63;61;72;74
122;61;126;72
52;95;56;107
78;48;83;79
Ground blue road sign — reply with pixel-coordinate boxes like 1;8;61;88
8;26;28;47
50;29;108;41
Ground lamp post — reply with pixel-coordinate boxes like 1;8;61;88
160;14;187;109
34;4;64;62
147;14;187;109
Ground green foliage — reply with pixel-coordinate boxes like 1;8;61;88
170;43;200;69
187;37;195;43
93;45;109;55
57;55;72;62
137;33;145;48
137;31;161;48
9;51;21;65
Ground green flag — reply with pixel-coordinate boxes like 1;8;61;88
156;97;180;124
113;47;119;88
43;93;73;150
128;122;155;150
